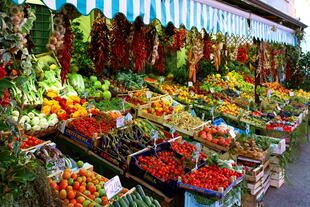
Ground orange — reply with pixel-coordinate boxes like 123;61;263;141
67;190;76;200
76;196;85;204
79;168;87;176
63;171;71;180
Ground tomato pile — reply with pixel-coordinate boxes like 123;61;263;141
198;126;233;147
68;117;115;138
125;96;145;105
9;136;43;149
49;168;128;206
138;152;185;181
171;141;208;161
182;166;243;191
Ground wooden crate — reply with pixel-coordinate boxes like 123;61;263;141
194;137;231;152
270;178;285;188
270;138;286;155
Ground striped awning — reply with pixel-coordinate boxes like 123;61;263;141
13;0;249;37
12;0;297;45
250;19;296;46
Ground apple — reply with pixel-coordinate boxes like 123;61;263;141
77;160;84;168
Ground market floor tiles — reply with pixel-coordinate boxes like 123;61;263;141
264;141;310;207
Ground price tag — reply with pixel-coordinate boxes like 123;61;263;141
172;102;177;109
128;94;133;98
226;76;230;81
289;91;294;97
121;99;125;110
58;120;67;133
236;91;241;95
46;158;65;171
210;107;214;121
170;126;176;138
125;113;132;122
151;130;158;149
159;77;164;83
247;105;250;111
60;88;68;96
190;109;197;117
210;88;215;93
230;97;232;103
104;175;123;200
190;92;195;96
146;91;152;99
176;88;180;93
188;81;193;87
246;124;250;134
228;129;236;138
276;105;281;111
81;91;89;99
193;143;201;169
116;117;125;128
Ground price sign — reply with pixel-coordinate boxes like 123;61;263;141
159;77;164;83
226;76;230;81
86;103;94;110
170;126;176;138
289;91;294;97
58;120;67;133
210;107;214;121
193;143;201;169
190;92;195;96
116;117;125;128
246;124;250;134
276;105;281;111
46;158;65;171
176;88;180;93
121;99;125;110
151;130;158;149
146;91;152;99
236;91;241;95
125;113;133;122
172;102;177;109
81;91;89;99
60;88;68;96
104;175;123;200
188;81;193;87
190;109;197;117
210;88;215;93
219;100;223;104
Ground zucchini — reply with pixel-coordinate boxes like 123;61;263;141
153;199;161;207
127;194;133;203
134;192;142;200
136;185;146;198
119;198;128;207
150;205;156;207
130;201;138;207
149;197;154;203
131;194;137;200
143;196;152;206
113;201;121;207
123;196;130;205
134;199;148;207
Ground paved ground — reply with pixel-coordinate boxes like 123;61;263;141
264;142;310;207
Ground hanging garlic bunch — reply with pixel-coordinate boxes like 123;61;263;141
46;14;65;51
10;5;24;32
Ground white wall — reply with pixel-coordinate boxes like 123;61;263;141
260;0;296;17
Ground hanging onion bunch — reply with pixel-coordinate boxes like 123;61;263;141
46;15;65;51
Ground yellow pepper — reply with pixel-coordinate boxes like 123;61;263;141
43;98;52;106
74;103;82;109
46;89;58;99
41;105;51;115
57;109;66;116
67;98;74;105
51;105;61;114
70;96;81;103
70;111;80;118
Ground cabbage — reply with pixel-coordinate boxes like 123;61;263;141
102;90;112;100
94;81;102;89
68;73;85;91
104;80;110;87
90;76;97;82
102;83;109;91
31;117;40;126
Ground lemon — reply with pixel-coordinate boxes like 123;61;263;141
215;74;221;78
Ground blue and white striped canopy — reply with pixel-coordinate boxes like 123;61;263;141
250;20;296;46
13;0;249;37
12;0;296;46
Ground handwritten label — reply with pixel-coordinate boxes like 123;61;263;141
81;91;88;99
172;102;177;109
151;130;158;149
104;175;123;200
60;88;68;96
159;77;164;83
190;92;195;96
170;126;176;137
267;89;272;99
201;113;205;121
210;88;215;93
58;120;67;133
229;129;236;138
193;143;201;169
125;113;132;122
188;81;193;87
116;117;125;128
190;109;197;117
289;92;294;97
86;103;94;110
146;91;152;99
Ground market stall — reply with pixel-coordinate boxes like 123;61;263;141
0;0;309;206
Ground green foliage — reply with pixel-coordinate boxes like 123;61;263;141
71;21;95;77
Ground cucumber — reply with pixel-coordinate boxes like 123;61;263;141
150;205;156;207
149;197;154;203
134;192;142;200
153;199;161;207
143;196;152;206
127;194;133;203
136;185;146;198
123;196;130;205
119;198;128;207
134;199;148;207
131;194;137;200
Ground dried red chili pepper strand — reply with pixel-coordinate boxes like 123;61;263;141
203;34;212;61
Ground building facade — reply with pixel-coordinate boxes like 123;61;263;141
260;0;296;17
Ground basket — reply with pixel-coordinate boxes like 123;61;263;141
24;124;58;137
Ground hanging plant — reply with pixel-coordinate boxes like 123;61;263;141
110;14;131;71
132;17;147;73
172;27;186;51
89;17;110;75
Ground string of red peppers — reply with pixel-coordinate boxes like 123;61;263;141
89;18;110;75
171;28;186;51
0;62;11;107
203;34;212;61
132;18;148;73
58;17;73;84
155;44;165;73
110;14;131;70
